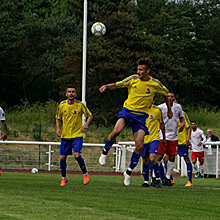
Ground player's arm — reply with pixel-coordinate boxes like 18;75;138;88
198;132;207;146
178;117;185;132
186;125;191;148
82;115;93;133
163;95;173;119
56;118;62;137
0;120;7;141
160;122;166;146
99;83;117;92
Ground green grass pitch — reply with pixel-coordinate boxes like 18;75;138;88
0;172;219;220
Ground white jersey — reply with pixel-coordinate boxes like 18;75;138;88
0;107;6;136
190;129;206;152
158;102;183;141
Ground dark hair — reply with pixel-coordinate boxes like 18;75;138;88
66;86;76;90
137;57;153;69
168;91;175;96
191;121;197;124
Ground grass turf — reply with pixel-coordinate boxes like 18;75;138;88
0;172;219;220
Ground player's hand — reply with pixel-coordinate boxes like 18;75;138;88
167;109;173;119
82;124;89;133
56;129;61;137
99;85;106;93
186;139;190;147
187;144;192;150
198;142;202;146
178;125;184;132
0;133;7;141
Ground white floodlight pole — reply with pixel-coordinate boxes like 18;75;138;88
82;0;88;125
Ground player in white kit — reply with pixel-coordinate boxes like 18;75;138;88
157;92;185;186
190;121;206;178
0;107;7;141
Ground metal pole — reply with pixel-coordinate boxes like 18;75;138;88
216;145;219;178
82;0;88;125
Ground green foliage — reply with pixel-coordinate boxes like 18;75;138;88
0;0;219;124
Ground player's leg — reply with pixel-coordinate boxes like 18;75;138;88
165;140;178;186
199;151;205;179
178;145;193;186
73;137;89;184
157;140;167;185
149;140;161;188
142;157;151;187
60;139;72;186
99;118;126;165
191;152;199;178
124;129;145;186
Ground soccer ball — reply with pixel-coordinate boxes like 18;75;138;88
31;168;38;174
91;22;106;37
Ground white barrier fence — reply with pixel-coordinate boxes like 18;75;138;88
0;140;219;178
117;141;220;178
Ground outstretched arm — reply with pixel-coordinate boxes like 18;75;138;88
99;83;117;93
163;95;173;119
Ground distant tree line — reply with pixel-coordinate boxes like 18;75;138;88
1;0;219;124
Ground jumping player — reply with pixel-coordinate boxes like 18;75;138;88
98;57;173;186
56;86;93;186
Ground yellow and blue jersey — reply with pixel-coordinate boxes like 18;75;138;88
56;99;92;139
144;105;163;144
116;75;168;114
178;111;190;145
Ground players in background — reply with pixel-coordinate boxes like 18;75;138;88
190;121;206;179
56;86;93;186
0;107;7;141
157;92;185;186
98;57;172;186
141;100;165;188
175;101;193;187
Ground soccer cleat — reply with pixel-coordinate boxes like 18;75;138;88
185;181;193;187
151;177;157;187
142;182;151;187
195;172;200;178
124;171;131;186
60;178;68;187
201;175;205;179
83;174;90;185
155;180;162;188
99;154;107;165
164;177;173;186
171;179;175;184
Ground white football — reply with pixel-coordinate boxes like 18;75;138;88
91;22;106;37
31;168;38;173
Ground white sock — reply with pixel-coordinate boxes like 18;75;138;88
200;164;204;175
166;161;175;179
193;163;198;172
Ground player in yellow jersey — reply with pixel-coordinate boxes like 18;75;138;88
98;57;173;186
141;103;165;188
56;87;93;186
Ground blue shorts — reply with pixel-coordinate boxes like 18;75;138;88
177;144;189;157
141;140;159;158
118;107;149;135
60;137;83;155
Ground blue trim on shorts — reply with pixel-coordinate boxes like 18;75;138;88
177;144;189;157
118;107;149;135
60;137;83;155
141;140;159;158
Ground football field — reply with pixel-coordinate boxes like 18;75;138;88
0;172;219;220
